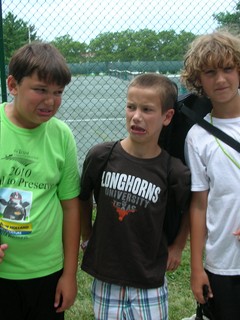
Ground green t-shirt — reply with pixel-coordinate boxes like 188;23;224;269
0;103;80;279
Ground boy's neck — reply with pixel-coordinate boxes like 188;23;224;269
121;138;161;159
211;94;240;119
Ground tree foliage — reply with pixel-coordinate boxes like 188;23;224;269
88;29;196;62
4;4;240;66
51;35;87;63
213;1;240;32
2;11;196;64
3;12;38;63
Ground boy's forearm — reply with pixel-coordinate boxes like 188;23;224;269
189;191;208;272
171;209;190;250
190;210;206;273
62;197;81;275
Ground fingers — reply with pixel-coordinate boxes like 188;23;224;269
54;283;76;313
194;284;213;304
54;290;61;310
194;290;206;304
55;295;73;313
206;285;213;299
167;261;180;272
0;244;8;250
166;250;181;271
233;229;240;240
0;244;8;263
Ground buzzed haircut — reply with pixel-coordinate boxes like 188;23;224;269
128;73;178;112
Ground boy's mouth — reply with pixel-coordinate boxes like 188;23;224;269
38;108;53;116
215;86;228;92
131;125;146;133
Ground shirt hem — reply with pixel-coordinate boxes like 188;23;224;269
0;265;63;280
81;265;165;289
205;265;240;276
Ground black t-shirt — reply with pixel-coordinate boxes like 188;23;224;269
80;141;190;289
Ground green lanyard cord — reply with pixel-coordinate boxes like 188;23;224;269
210;112;240;169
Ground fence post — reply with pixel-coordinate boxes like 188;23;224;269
0;0;7;103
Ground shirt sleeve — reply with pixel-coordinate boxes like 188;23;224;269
58;126;80;200
185;128;209;191
168;156;191;211
79;149;95;200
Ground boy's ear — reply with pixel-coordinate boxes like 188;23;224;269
163;108;175;126
7;75;18;95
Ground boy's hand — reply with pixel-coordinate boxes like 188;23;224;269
166;243;182;271
0;244;8;263
54;273;77;313
191;269;213;304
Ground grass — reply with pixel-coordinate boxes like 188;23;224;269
66;239;196;320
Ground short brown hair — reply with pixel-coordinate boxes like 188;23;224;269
8;42;71;86
128;73;178;112
181;31;240;95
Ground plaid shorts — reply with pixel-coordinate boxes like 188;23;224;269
91;278;168;320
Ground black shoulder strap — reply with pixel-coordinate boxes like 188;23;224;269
94;140;119;203
178;97;240;153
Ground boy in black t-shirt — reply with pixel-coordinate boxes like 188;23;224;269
79;73;190;320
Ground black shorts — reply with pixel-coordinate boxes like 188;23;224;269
0;269;64;320
206;270;240;320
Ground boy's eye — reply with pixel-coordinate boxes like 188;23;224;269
54;90;63;96
143;107;152;112
34;88;46;92
204;69;215;75
33;88;63;96
223;66;233;72
126;104;135;110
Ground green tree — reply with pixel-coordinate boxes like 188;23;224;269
88;28;196;62
51;35;87;63
88;29;160;62
3;12;38;63
213;1;240;32
156;30;196;60
129;29;159;61
88;31;121;62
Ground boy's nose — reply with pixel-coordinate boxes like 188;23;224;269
132;109;142;121
44;96;54;106
216;71;225;82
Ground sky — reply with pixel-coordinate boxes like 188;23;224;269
2;0;237;43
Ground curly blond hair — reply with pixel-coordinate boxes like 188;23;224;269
181;30;240;96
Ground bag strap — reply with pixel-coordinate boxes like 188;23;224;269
179;102;240;153
94;140;119;203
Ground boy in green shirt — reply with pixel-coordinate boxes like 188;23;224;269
0;42;80;320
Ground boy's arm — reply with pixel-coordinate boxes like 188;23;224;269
166;159;191;271
54;197;81;313
167;209;189;271
80;196;93;247
190;190;213;304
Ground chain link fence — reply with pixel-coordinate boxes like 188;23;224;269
1;0;237;169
